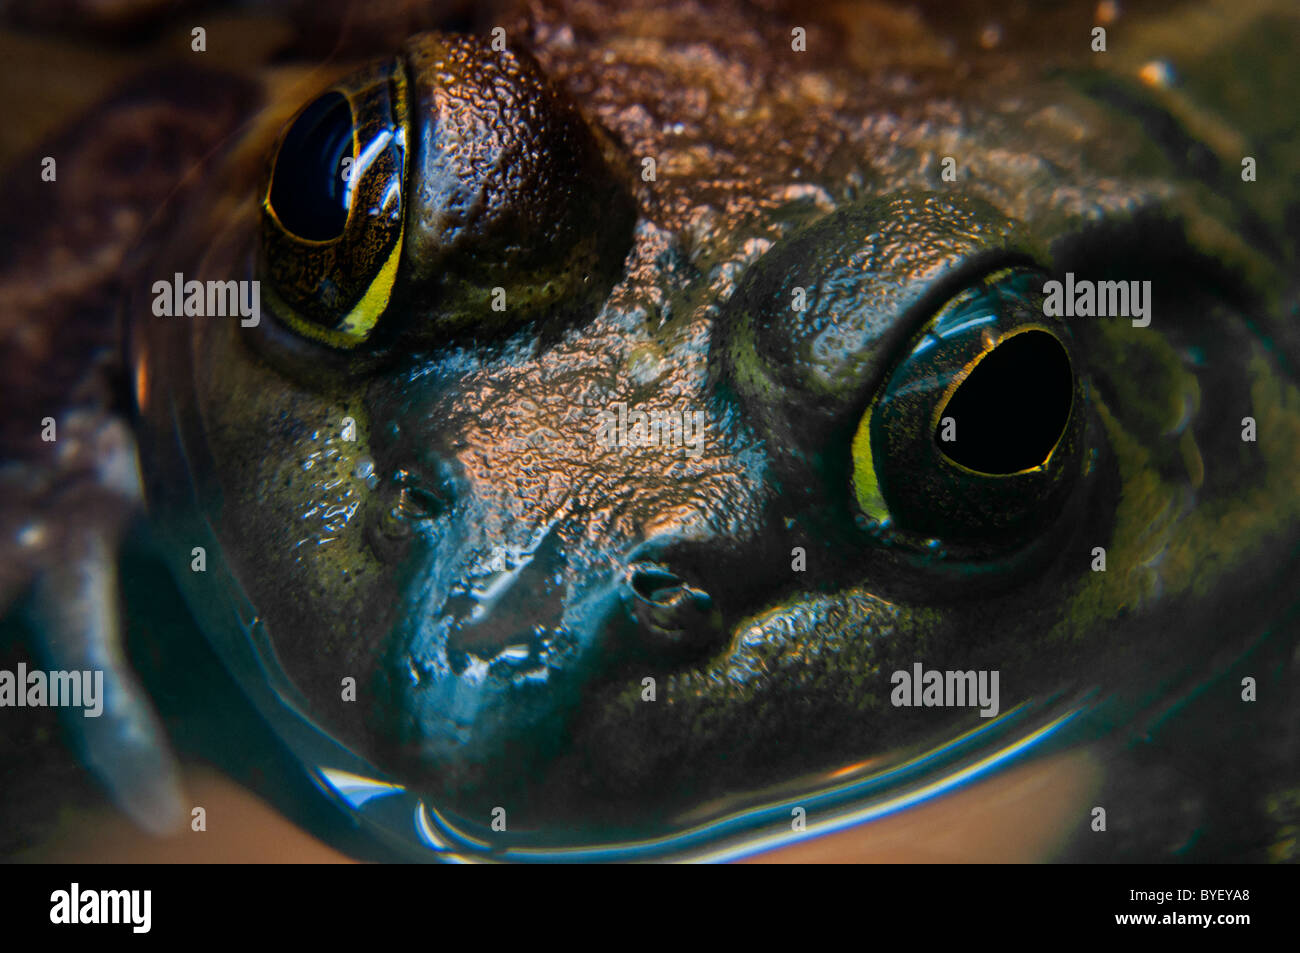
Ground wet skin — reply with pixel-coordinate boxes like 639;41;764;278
5;0;1300;856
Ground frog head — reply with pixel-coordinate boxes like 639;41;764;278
127;0;1300;855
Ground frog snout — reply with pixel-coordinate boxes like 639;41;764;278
377;519;773;787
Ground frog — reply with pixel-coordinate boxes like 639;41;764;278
2;0;1299;861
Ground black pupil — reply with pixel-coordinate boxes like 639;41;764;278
269;92;354;241
935;330;1072;474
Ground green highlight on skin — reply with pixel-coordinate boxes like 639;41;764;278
1053;346;1300;642
851;402;892;523
848;268;1019;526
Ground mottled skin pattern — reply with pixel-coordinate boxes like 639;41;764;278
3;0;1300;856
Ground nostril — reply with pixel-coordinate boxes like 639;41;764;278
623;561;718;661
397;484;445;520
630;567;692;605
628;565;711;614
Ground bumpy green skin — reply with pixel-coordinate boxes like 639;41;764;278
394;33;638;340
125;0;1300;837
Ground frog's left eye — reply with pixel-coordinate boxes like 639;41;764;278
851;267;1085;544
260;61;407;349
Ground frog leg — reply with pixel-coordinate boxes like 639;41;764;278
8;410;186;836
28;530;184;836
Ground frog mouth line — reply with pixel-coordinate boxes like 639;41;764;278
317;694;1093;861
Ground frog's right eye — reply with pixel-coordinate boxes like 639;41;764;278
260;61;408;350
259;32;636;354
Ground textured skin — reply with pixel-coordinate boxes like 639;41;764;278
4;0;1300;855
397;32;638;335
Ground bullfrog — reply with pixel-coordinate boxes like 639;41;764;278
2;0;1299;861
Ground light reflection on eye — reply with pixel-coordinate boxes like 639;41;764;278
343;128;395;214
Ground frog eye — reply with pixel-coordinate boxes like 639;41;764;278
260;60;407;349
259;33;636;354
851;267;1085;544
